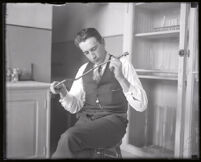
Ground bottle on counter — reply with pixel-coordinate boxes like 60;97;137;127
6;68;12;82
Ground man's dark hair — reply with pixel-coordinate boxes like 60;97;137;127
74;28;104;47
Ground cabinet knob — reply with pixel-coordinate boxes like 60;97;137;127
179;49;185;57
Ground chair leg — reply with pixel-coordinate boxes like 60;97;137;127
116;146;122;158
95;143;122;159
95;148;105;158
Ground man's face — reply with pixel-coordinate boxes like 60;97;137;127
79;37;106;65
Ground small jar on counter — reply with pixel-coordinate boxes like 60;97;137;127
11;68;20;82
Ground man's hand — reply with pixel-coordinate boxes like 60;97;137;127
50;81;67;98
109;56;130;93
109;56;124;81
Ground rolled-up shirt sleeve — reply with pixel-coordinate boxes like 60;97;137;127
121;57;148;112
58;63;87;114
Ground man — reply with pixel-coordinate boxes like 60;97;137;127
50;28;148;158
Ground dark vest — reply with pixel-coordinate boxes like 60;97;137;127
78;55;128;119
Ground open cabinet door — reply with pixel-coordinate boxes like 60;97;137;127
174;3;190;158
183;3;199;158
121;2;134;146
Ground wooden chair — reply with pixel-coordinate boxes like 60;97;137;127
94;141;122;159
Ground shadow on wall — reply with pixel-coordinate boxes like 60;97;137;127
50;40;87;156
51;41;87;81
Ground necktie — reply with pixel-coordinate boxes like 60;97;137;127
93;66;102;83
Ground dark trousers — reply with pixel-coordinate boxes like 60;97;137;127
51;113;128;159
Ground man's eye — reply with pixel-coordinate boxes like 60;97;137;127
84;51;89;55
91;46;97;51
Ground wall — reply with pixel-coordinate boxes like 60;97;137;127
52;3;125;43
6;25;52;82
6;3;52;29
105;35;123;56
6;3;52;82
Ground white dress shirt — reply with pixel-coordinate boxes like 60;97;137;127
59;53;148;114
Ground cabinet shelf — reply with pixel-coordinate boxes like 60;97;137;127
136;69;177;74
136;69;178;81
135;29;180;39
135;2;180;10
138;75;178;81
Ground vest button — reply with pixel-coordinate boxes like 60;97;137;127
96;98;102;108
96;98;99;104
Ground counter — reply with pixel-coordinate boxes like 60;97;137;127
6;81;51;90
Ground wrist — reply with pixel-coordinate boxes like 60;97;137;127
59;88;67;98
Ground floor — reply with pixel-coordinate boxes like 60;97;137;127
121;150;139;159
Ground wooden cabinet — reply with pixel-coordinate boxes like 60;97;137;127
121;3;198;158
6;81;51;159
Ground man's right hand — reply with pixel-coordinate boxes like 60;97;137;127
50;81;67;97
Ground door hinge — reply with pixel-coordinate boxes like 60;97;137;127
191;2;198;8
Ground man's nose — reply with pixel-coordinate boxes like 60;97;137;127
90;52;96;58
